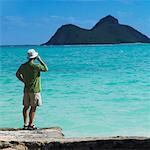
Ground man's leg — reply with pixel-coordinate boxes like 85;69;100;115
29;106;36;126
23;106;29;126
28;92;41;128
23;91;30;126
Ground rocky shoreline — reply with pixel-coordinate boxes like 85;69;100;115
0;128;150;150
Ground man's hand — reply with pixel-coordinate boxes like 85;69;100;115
16;71;24;83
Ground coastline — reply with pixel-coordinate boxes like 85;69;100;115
1;42;150;47
0;128;150;150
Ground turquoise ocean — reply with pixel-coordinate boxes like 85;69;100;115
0;44;150;137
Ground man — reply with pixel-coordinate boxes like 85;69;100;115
16;49;48;130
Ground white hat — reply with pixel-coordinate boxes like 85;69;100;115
27;49;38;59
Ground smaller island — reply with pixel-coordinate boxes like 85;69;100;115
42;15;150;45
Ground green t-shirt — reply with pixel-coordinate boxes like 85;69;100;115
18;61;45;93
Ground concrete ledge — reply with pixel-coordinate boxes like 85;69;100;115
0;128;150;150
0;127;64;142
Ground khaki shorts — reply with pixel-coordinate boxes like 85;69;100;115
23;92;42;107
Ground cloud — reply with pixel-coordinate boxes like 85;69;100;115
116;11;134;19
42;15;96;29
1;14;96;31
42;15;75;24
116;0;135;4
1;16;27;27
148;17;150;23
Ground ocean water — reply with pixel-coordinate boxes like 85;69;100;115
0;44;150;137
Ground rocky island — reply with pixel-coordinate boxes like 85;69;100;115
42;15;150;45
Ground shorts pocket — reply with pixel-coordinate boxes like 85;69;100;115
35;93;42;106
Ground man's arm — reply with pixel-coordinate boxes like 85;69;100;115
37;55;48;72
16;70;24;83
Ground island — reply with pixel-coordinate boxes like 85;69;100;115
42;15;150;45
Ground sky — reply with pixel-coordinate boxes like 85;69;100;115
0;0;150;45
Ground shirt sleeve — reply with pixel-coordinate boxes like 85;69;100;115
35;64;46;72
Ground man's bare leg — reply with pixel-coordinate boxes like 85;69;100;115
23;106;29;126
29;106;36;126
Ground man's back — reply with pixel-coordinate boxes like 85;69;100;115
18;61;41;93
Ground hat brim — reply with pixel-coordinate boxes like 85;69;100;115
28;52;38;59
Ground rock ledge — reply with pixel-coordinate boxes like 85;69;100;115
0;128;150;150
